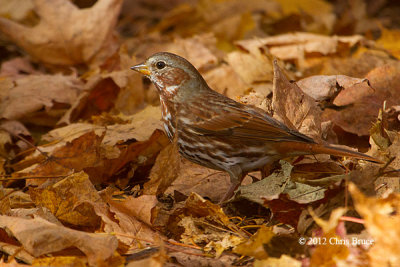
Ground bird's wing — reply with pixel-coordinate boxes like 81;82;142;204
184;94;315;144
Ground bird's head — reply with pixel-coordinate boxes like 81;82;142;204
131;52;208;99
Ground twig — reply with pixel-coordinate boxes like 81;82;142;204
339;216;365;224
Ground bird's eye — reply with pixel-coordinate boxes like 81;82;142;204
156;61;166;69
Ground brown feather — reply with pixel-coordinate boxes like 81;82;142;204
275;142;383;163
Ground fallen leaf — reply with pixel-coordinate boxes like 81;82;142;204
233;226;273;259
165;35;218;71
47;105;163;145
168;251;238;267
144;142;181;195
226;44;273;84
0;241;34;265
349;183;400;267
376;27;400;60
0;57;42;78
178;215;243;257
0;215;118;266
309;208;350;266
254;255;301;267
0;0;34;22
272;59;322;140
104;50;146;115
162;157;231;203
203;63;250;98
8;207;61;225
274;0;335;33
323;63;400;136
13;131;103;182
13;106;168;185
32;256;88;267
98;189;162;246
237;160;294;204
235;33;366;62
0;0;122;65
126;252;164;267
296;75;369;103
29;171;102;228
167;193;248;256
154;0;280;43
0;74;84;126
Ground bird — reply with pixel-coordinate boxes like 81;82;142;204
131;52;381;203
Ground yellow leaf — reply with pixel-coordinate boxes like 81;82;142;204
233;226;274;259
376;28;400;59
33;256;87;267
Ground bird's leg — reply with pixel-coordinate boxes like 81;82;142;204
219;181;239;204
219;168;246;204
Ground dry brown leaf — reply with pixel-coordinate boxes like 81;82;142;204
21;170;159;248
349;183;400;267
0;242;34;265
154;0;280;43
3;189;34;210
235;33;365;62
165;35;218;71
97;189;162;246
0;0;122;65
274;0;335;33
226;44;273;84
13;106;167;184
323;63;400;136
272;60;322;140
0;57;42;78
29;171;102;228
0;0;34;22
296;75;369;102
129;34;218;71
239;91;273;112
13;131;102;182
203;63;249;98
109;195;158;226
144;142;181;196
60;76;121;124
369;127;400;196
14;128;168;185
164;157;231;203
104;50;145;115
0;74;84;124
8;207;61;225
47;105;163;145
0;215;118;266
0;120;31;140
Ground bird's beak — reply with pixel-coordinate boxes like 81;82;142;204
130;63;151;76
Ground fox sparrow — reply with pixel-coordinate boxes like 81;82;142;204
131;52;381;202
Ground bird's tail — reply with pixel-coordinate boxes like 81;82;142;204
276;142;383;163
